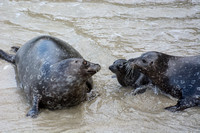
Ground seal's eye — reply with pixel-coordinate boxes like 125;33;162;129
83;61;87;65
117;64;123;69
123;62;127;65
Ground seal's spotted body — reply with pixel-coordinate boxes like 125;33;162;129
0;36;101;118
128;51;200;111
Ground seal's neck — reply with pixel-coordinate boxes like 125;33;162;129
65;75;87;87
116;73;127;86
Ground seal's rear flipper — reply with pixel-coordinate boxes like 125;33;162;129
165;98;199;112
0;49;15;64
11;46;20;53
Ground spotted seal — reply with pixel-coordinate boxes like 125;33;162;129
109;59;156;95
128;51;200;111
0;35;101;118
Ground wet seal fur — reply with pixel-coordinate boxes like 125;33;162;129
128;51;200;111
109;59;156;95
0;35;101;118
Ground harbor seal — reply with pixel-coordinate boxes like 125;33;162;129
109;59;155;95
0;35;101;118
128;51;200;111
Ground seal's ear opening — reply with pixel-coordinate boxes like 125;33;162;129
142;59;147;64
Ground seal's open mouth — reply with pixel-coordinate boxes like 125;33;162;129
87;70;97;74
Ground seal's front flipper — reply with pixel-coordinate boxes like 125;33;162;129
131;84;155;95
131;86;147;95
165;105;179;112
165;98;198;112
26;95;40;118
87;90;100;101
0;49;15;64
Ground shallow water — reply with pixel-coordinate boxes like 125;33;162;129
0;0;200;132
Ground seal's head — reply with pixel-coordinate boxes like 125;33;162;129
109;59;127;74
128;51;170;77
50;58;101;84
66;58;100;78
127;51;161;75
78;59;101;77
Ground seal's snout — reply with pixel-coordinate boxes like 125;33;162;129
109;65;114;71
87;63;101;75
109;65;118;73
95;64;101;72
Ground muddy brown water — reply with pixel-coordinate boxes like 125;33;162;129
0;0;200;132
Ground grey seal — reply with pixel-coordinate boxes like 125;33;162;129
109;59;156;95
128;51;200;111
0;35;101;118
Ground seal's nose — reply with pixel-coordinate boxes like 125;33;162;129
109;65;112;70
96;64;101;72
87;63;101;75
